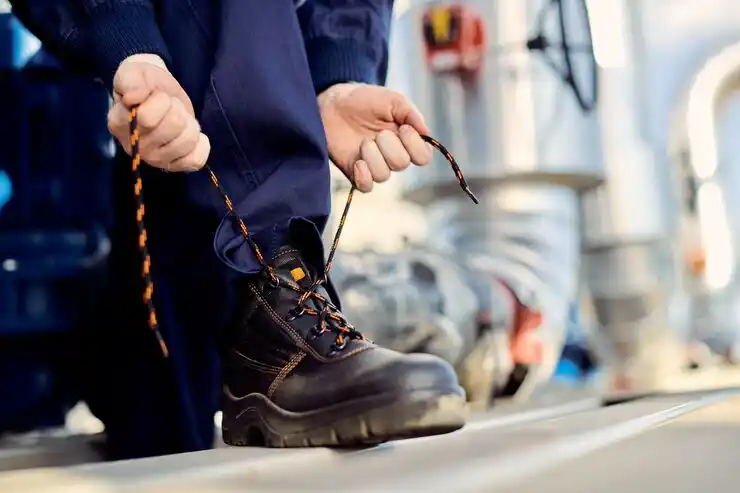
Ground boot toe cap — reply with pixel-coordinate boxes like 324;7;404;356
273;348;465;412
387;352;464;396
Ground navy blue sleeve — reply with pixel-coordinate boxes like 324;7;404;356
10;0;171;89
297;0;394;93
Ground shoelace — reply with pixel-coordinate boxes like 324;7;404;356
129;107;478;357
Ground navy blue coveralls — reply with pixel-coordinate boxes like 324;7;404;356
11;0;393;458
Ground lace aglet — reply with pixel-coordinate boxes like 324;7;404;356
157;335;169;358
463;186;479;204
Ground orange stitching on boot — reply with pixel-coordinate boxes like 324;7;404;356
267;351;307;399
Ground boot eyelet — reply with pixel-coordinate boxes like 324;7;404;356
285;306;306;322
308;325;324;341
330;338;348;354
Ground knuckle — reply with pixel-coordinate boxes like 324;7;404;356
391;158;410;171
360;139;377;158
400;125;420;139
199;134;211;154
168;106;188;131
182;136;199;156
136;113;157;131
389;90;407;105
193;136;210;168
378;129;395;140
186;118;201;139
138;93;170;130
374;168;391;183
385;153;406;170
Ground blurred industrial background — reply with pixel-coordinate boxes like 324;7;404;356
3;0;740;490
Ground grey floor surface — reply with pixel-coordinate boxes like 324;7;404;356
1;385;739;492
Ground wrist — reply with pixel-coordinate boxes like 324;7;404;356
317;82;364;108
120;54;169;71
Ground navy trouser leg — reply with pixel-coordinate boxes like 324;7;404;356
195;0;332;273
82;155;227;459
82;0;332;458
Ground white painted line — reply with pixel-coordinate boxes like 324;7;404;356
380;392;730;492
393;398;600;448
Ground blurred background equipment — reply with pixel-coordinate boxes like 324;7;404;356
330;249;479;364
329;247;524;407
0;12;113;435
583;0;740;399
578;0;688;400
670;39;740;364
388;0;602;401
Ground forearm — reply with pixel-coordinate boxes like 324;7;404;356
297;0;394;93
10;0;170;89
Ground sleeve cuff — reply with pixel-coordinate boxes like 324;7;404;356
86;2;172;90
303;38;379;94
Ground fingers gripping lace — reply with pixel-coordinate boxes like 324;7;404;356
129;108;478;356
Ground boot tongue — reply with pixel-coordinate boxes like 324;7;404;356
270;245;317;290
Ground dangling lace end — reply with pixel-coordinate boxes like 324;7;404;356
463;187;480;204
420;135;479;205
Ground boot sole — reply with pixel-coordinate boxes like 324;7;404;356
222;389;467;448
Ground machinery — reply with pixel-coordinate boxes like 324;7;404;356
393;0;602;401
331;0;740;402
670;40;740;364
330;247;525;407
576;0;689;399
330;249;480;365
586;0;740;397
0;13;113;433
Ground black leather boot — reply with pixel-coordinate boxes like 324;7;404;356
214;135;477;447
221;244;467;447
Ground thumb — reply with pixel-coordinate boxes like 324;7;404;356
391;97;430;136
113;62;153;107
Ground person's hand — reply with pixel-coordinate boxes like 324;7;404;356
318;83;433;192
107;54;210;172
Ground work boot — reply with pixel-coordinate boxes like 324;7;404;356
221;245;467;447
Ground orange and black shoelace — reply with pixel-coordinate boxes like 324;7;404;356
129;108;478;356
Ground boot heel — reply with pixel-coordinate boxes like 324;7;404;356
222;424;241;446
222;421;269;447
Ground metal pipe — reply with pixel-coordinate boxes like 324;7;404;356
581;0;688;398
426;183;583;400
395;0;603;400
670;40;740;360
